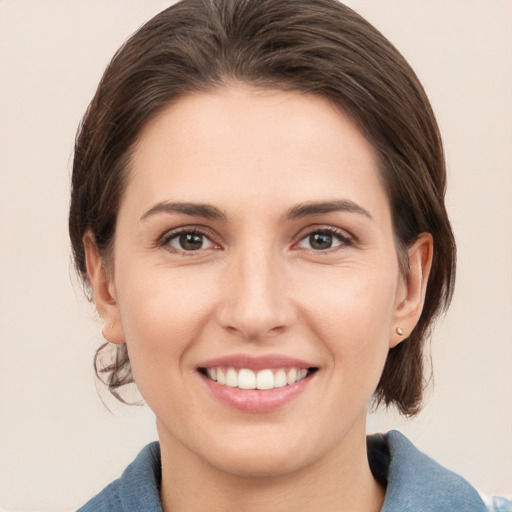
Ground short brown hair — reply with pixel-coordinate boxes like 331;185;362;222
70;0;456;415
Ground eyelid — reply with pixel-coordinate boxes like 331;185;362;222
157;225;222;253
293;225;355;250
155;224;355;254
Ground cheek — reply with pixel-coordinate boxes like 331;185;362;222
299;266;398;378
113;264;217;381
301;262;398;331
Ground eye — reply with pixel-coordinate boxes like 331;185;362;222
296;228;352;251
164;230;217;252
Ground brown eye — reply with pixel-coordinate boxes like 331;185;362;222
166;231;215;251
296;228;352;251
309;232;334;250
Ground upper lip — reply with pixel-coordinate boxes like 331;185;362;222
197;354;317;371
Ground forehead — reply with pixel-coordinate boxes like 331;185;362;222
125;86;389;221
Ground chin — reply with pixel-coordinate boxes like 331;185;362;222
211;446;307;479
194;426;320;479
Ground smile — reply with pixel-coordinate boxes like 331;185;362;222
197;355;319;412
202;367;313;390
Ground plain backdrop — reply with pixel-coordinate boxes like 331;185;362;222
1;1;511;510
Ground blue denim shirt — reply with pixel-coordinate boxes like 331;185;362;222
77;430;509;511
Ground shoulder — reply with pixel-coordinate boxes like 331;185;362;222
76;441;162;512
76;478;123;512
368;430;492;512
479;494;512;512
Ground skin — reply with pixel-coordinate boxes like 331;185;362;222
85;85;432;512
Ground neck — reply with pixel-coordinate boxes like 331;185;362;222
157;419;385;512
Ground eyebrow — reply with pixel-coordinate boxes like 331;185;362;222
284;200;372;221
140;199;371;223
140;201;227;222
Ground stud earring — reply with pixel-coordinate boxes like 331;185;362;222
396;327;404;336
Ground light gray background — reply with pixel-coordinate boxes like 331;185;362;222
1;1;511;510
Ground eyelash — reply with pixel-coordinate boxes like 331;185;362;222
159;228;219;255
158;226;354;255
295;226;354;252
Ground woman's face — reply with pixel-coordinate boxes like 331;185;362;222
95;86;421;477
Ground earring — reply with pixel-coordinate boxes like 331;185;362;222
396;327;404;336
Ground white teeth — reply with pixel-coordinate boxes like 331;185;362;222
216;368;226;385
225;368;238;388
297;369;308;381
256;369;274;390
238;369;256;389
204;366;311;390
274;369;287;388
286;368;297;385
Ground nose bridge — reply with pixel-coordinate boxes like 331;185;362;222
217;240;294;339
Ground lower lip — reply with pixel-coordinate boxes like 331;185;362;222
200;373;313;413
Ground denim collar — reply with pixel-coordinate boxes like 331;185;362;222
369;430;486;511
79;430;486;511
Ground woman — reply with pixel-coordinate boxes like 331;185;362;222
69;0;507;510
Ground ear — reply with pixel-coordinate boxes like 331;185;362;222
390;232;433;347
83;232;125;344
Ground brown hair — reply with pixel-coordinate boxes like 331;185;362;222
69;0;456;415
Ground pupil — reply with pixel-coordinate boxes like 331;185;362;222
310;232;332;250
180;233;203;250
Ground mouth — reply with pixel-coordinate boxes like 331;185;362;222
196;355;319;413
198;366;318;390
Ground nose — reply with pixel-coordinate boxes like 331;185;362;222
216;246;296;341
